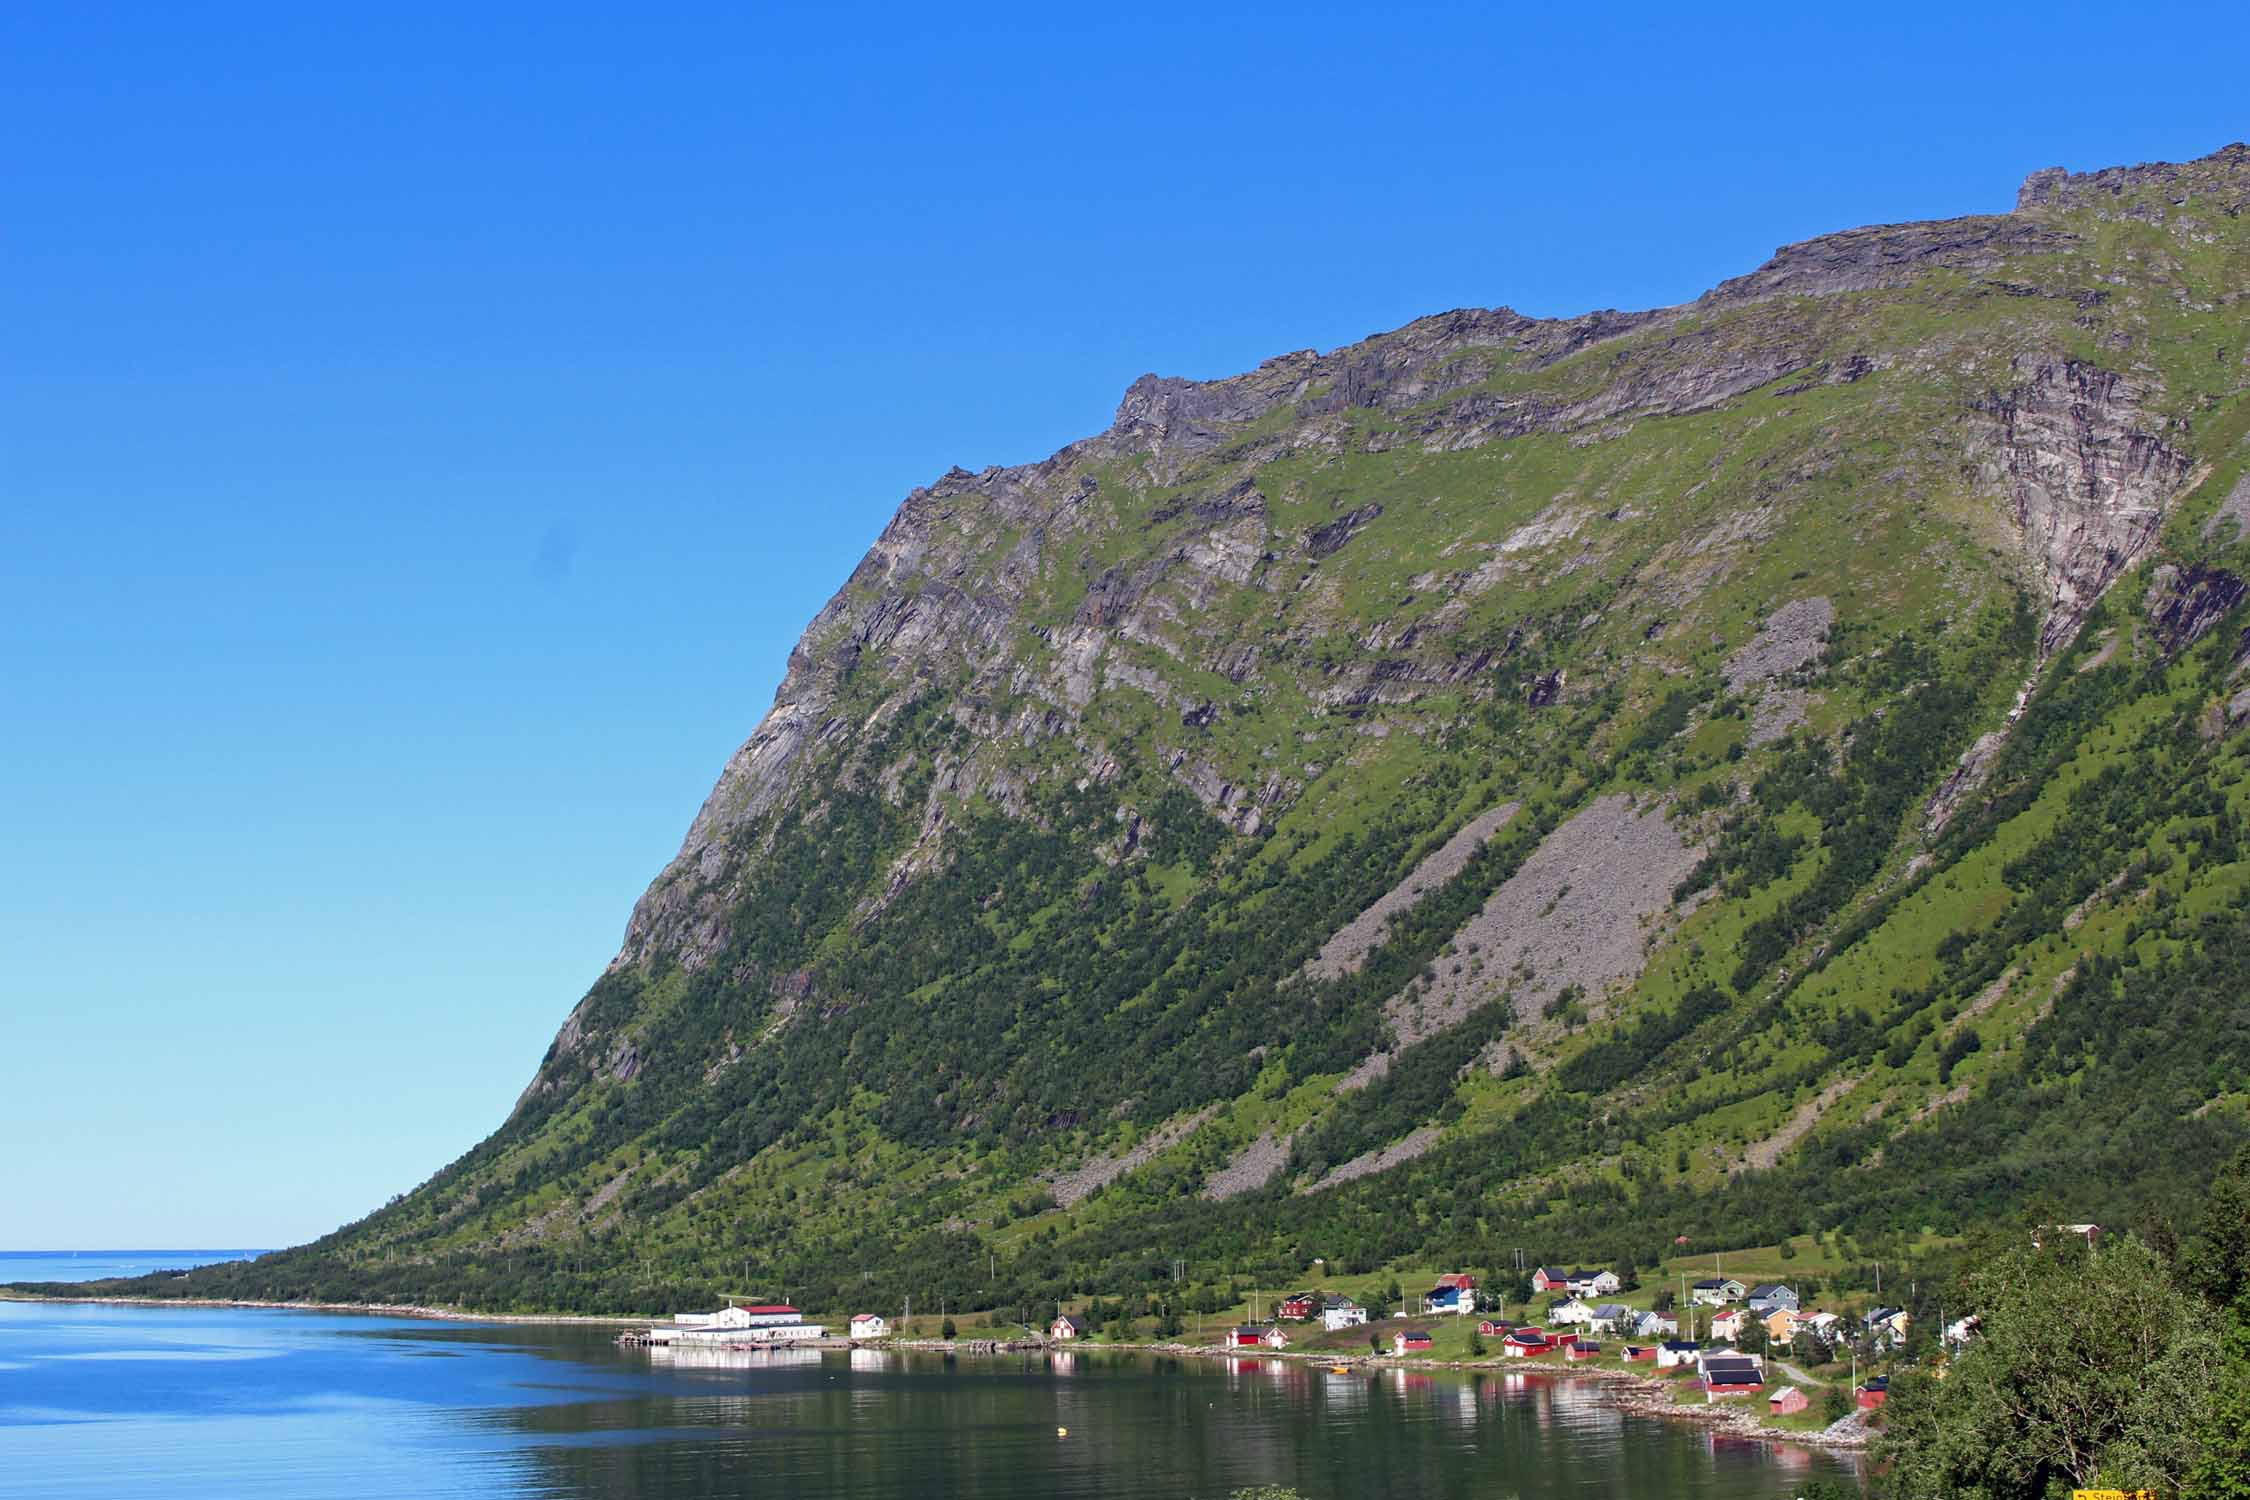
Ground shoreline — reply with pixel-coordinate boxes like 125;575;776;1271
3;1291;1871;1451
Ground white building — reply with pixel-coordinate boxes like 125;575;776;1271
1322;1301;1369;1331
849;1313;889;1339
643;1302;829;1346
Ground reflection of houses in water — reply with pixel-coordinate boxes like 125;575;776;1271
647;1342;825;1373
1385;1369;1435;1399
848;1348;892;1375
1488;1368;1541;1407
1319;1369;1371;1414
1222;1356;1266;1384
1445;1379;1478;1427
1048;1351;1078;1377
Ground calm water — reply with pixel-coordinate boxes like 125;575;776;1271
0;1250;267;1284
0;1301;1859;1498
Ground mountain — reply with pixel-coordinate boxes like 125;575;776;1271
82;145;2250;1315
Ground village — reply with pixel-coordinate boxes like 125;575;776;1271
621;1227;2053;1448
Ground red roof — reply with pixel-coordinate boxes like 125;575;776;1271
742;1304;798;1314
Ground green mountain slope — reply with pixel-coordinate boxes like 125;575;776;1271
81;144;2250;1316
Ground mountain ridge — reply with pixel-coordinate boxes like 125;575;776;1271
45;141;2250;1318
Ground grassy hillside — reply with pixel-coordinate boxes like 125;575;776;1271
36;144;2250;1323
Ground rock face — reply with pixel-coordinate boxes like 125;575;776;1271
1725;598;1835;692
1980;359;2194;653
234;144;2250;1316
1303;802;1522;981
1383;794;1705;1046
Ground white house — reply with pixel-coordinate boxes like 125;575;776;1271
1588;1303;1637;1334
1634;1310;1680;1339
1866;1307;1911;1347
1548;1297;1597;1327
1710;1308;1750;1342
1656;1339;1701;1370
1322;1300;1369;1331
848;1313;889;1339
1691;1277;1746;1306
1567;1270;1623;1298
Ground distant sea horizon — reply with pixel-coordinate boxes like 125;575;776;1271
0;1248;269;1283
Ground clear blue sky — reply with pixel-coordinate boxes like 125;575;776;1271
3;2;2243;1249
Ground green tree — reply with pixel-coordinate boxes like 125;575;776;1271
940;1315;956;1339
1878;1236;2216;1498
1468;1328;1486;1357
2185;1315;2250;1500
2191;1146;2250;1310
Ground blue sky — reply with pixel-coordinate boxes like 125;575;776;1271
3;2;2244;1248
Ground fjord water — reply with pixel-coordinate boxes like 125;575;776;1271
0;1301;1856;1499
0;1250;268;1284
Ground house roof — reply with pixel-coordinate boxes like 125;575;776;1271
1056;1314;1089;1330
1700;1356;1763;1383
1435;1272;1477;1288
1662;1340;1700;1352
741;1304;799;1314
1504;1328;1548;1343
1538;1266;1571;1280
1691;1277;1738;1290
1592;1303;1634;1320
1750;1284;1791;1298
850;1313;882;1322
1399;1331;1433;1343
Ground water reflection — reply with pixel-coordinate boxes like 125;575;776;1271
1;1303;1864;1500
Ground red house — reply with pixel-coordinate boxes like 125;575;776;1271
1565;1341;1602;1361
1277;1292;1319;1321
1531;1267;1572;1294
1856;1377;1889;1410
1502;1329;1552;1358
1225;1326;1265;1349
1769;1386;1809;1415
1622;1344;1657;1362
1394;1330;1435;1354
1477;1319;1516;1337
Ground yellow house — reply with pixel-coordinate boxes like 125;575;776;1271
1765;1307;1797;1343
